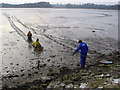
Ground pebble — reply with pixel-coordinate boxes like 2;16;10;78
65;83;74;88
41;76;52;83
59;83;65;87
79;83;87;88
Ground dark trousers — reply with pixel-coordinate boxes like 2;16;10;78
80;54;87;67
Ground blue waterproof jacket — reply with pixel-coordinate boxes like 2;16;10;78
73;42;88;55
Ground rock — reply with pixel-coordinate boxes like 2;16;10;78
97;85;103;89
95;74;104;78
95;74;111;78
47;83;54;89
79;83;87;88
65;84;74;88
105;74;111;77
57;65;60;67
59;83;65;88
112;78;120;84
74;85;79;88
41;76;53;83
53;85;60;88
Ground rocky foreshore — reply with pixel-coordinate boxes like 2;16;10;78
2;51;120;90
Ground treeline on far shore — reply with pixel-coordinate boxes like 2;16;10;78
0;2;120;10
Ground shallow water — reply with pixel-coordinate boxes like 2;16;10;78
0;8;118;87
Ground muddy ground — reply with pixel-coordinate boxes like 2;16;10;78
1;10;119;89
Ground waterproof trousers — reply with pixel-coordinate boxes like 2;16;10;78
80;54;87;67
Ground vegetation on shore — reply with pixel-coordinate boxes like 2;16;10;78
1;2;120;10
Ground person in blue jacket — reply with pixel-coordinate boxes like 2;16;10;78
73;40;88;68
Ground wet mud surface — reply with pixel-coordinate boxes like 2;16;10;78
1;9;119;89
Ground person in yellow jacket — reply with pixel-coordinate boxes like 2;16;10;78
33;38;43;50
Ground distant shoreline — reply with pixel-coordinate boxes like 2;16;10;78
1;7;119;11
0;2;119;10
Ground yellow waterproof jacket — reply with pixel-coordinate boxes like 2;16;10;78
33;41;40;47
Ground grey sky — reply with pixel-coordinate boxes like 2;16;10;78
0;0;119;5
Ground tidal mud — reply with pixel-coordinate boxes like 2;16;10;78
1;9;119;89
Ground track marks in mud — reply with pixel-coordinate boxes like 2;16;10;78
3;13;27;42
4;13;77;50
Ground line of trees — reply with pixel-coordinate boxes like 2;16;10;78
1;2;119;10
52;3;119;10
1;2;53;8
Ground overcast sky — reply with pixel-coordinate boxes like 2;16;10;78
0;0;119;5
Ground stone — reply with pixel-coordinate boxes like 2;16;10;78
113;78;120;84
79;83;87;88
74;85;79;88
97;85;103;89
53;84;60;88
41;76;53;83
60;83;65;87
65;84;74;88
